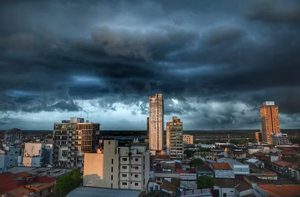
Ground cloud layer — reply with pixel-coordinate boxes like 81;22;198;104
0;0;300;130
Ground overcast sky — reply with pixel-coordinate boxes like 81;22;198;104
0;0;300;130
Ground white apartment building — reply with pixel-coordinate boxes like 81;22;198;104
149;94;164;154
183;135;194;144
83;140;150;191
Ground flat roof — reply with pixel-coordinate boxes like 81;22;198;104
66;187;141;197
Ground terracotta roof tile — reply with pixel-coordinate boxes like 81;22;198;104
281;151;296;155
211;163;232;170
161;180;177;193
273;161;292;167
196;164;213;172
258;184;300;197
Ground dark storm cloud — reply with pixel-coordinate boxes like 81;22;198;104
0;0;300;129
246;0;300;24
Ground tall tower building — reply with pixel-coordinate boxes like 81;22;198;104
166;117;183;160
149;94;164;153
260;101;280;144
52;117;100;169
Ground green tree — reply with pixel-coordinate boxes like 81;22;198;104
199;147;211;152
189;159;204;168
184;150;195;158
54;168;81;197
196;175;215;190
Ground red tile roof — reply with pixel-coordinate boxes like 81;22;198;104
211;163;232;170
177;168;187;173
263;171;277;175
258;184;300;197
281;151;296;155
272;161;292;167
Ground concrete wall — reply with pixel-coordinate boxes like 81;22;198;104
214;170;235;179
83;140;119;189
23;157;41;167
214;186;237;197
83;153;104;187
24;143;43;157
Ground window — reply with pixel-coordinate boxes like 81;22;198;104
135;175;138;178
111;159;113;164
135;158;138;162
122;166;127;169
134;167;139;170
135;183;139;186
122;174;127;177
111;175;113;180
15;151;18;154
111;183;113;188
122;158;127;161
111;167;113;172
108;141;110;144
122;182;127;185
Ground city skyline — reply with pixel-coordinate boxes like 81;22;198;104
1;0;300;130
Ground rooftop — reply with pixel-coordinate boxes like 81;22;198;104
258;184;300;197
211;163;232;170
214;179;252;192
66;187;141;197
272;161;293;167
196;164;213;172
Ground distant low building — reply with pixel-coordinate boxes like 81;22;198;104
271;132;291;145
183;135;194;144
210;163;235;179
4;128;22;145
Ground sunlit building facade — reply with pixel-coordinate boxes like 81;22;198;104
166;117;183;160
260;101;280;144
149;94;164;154
52;117;100;169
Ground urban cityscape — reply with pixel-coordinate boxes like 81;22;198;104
1;0;300;197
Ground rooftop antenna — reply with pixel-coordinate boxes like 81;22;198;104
80;96;84;118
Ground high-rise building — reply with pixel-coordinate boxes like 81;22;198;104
255;132;262;144
147;117;149;139
166;117;183;160
4;128;22;145
149;94;164;154
83;140;150;190
260;101;280;144
183;135;194;144
52;117;100;169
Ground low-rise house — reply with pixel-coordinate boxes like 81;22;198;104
214;179;253;197
288;165;300;182
161;178;181;196
210;163;235;179
269;161;294;176
196;164;214;177
0;172;55;197
218;158;250;178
